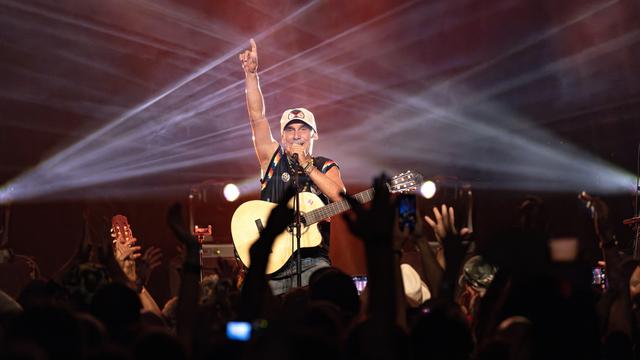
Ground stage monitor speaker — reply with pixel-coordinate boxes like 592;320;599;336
200;244;241;279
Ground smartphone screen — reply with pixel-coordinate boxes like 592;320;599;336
352;275;368;295
398;194;417;232
226;321;252;341
592;266;607;290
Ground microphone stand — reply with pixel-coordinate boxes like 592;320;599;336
291;154;303;287
623;143;640;259
635;143;640;259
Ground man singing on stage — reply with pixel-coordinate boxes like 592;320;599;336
239;39;346;295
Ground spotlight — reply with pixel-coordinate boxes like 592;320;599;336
420;180;437;199
0;186;15;204
223;183;240;202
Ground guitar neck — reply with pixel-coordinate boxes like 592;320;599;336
304;188;374;225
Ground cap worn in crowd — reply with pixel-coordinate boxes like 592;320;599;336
401;263;431;307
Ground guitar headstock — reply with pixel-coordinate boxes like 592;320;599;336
388;170;422;194
111;214;133;244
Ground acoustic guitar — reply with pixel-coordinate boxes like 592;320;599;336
231;171;421;274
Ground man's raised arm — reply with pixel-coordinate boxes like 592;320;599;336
239;39;278;172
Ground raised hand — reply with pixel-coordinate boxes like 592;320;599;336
111;236;138;282
167;204;199;250
424;204;471;243
342;175;395;244
425;205;471;297
240;191;294;321
239;38;258;74
113;236;141;262
249;195;294;259
342;175;404;333
578;191;611;242
167;203;201;345
137;246;163;286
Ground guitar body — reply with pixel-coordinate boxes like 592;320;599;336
230;171;420;275
231;192;325;274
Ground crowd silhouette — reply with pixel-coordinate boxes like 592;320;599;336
1;176;639;359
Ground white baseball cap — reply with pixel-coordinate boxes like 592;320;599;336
401;263;431;307
279;108;318;139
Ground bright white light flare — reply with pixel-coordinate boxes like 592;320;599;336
223;183;240;202
420;181;437;199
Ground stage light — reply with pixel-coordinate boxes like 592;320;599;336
1;0;635;203
0;0;330;202
223;184;240;202
420;181;437;199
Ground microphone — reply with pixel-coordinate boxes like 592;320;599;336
289;140;303;168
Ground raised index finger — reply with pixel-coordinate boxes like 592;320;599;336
250;38;257;52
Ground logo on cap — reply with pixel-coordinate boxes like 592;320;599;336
288;109;305;120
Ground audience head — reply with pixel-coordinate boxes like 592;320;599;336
90;282;141;341
411;301;473;360
309;267;360;321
